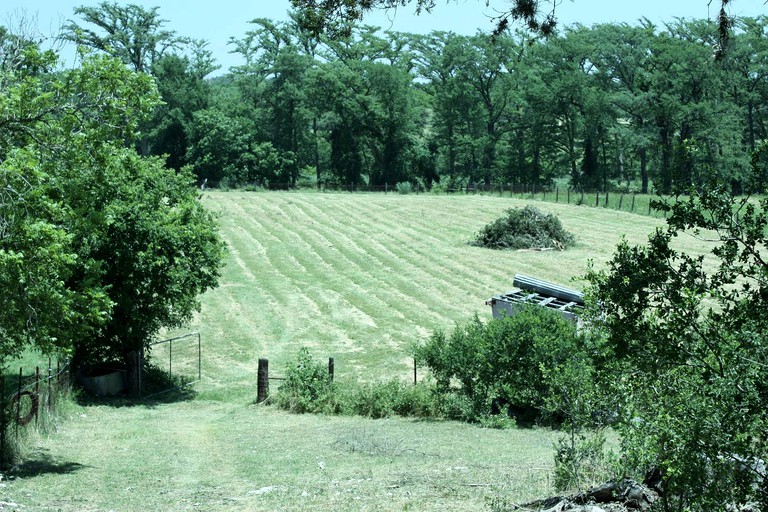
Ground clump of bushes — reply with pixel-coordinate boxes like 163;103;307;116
274;305;600;429
273;348;339;414
274;348;440;419
471;205;576;250
414;305;596;425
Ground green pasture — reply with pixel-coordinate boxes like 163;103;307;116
0;192;715;511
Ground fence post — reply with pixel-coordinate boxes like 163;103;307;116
619;194;624;211
567;189;570;204
16;368;22;439
595;190;599;207
0;372;4;470
257;358;269;403
414;358;417;385
35;367;39;430
385;183;388;194
556;187;559;203
328;357;334;383
604;191;609;207
631;193;636;213
49;357;53;410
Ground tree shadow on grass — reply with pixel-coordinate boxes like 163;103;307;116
12;450;89;478
75;363;198;409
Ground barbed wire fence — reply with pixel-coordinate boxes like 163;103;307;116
0;358;70;469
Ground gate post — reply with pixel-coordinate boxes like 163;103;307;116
257;358;269;403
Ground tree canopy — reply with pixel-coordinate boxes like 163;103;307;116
0;26;225;395
288;0;733;39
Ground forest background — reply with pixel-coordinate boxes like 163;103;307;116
11;0;768;197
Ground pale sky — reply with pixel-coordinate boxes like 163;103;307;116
4;0;767;74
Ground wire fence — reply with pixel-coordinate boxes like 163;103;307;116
144;332;202;398
0;358;71;468
206;181;671;219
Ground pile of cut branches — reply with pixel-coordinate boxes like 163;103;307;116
471;206;576;251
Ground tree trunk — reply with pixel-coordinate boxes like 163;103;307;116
125;349;143;399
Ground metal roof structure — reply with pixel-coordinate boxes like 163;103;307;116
486;274;584;322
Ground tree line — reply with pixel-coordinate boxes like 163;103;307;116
62;4;768;195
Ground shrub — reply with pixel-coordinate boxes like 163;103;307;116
471;205;575;250
274;348;338;414
395;181;413;194
553;431;612;492
341;380;440;419
415;306;591;424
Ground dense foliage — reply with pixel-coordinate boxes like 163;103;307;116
414;307;591;424
471;206;576;250
586;187;768;509
62;4;768;195
275;348;440;419
0;27;224;394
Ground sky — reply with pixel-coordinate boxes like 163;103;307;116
4;0;767;74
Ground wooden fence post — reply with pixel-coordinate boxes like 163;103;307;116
619;194;624;210
257;358;269;403
631;193;636;213
413;358;417;385
556;187;559;203
595;190;599;207
16;368;22;439
328;357;334;383
35;367;39;430
0;373;4;470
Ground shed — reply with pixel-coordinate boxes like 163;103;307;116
486;274;584;322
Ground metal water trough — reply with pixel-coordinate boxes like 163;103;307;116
486;274;584;322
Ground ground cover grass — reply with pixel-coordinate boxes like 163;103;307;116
0;191;715;511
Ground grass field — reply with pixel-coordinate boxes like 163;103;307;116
0;191;713;511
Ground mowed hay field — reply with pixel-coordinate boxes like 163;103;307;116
0;192;709;512
193;191;675;393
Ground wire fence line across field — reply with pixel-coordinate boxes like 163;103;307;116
144;332;202;399
205;181;672;219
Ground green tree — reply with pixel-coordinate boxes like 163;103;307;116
63;2;187;74
148;48;214;170
1;38;225;396
586;187;768;509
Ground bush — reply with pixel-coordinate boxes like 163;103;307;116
395;182;413;194
471;205;575;250
274;348;338;414
342;380;439;419
553;432;613;492
415;306;591;424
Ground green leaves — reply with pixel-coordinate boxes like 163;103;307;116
587;187;768;508
0;35;224;374
416;307;590;424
